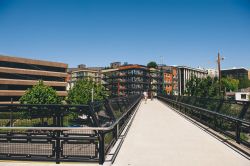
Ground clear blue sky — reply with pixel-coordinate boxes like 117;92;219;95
0;0;249;69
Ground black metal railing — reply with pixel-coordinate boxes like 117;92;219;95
158;95;250;148
0;94;142;164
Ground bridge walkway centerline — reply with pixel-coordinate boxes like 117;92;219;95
111;99;250;166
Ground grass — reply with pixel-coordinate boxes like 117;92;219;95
240;133;249;142
0;119;10;126
0;118;54;127
104;132;114;145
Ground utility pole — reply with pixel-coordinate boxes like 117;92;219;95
217;51;224;97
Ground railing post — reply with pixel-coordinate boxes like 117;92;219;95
236;121;241;144
113;124;119;141
10;105;13;127
99;132;105;165
55;129;60;164
55;109;61;164
213;114;217;131
199;110;202;121
116;124;119;139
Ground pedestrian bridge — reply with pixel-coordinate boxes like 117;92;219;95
109;99;249;166
0;96;249;166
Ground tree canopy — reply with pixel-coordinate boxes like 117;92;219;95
67;79;108;104
185;75;239;98
238;78;250;89
147;61;158;68
185;75;218;97
221;77;239;92
19;80;61;104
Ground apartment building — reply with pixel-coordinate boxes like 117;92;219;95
149;68;163;96
161;66;179;95
0;55;68;103
221;68;249;80
178;66;208;95
102;65;150;97
110;62;121;69
67;64;103;90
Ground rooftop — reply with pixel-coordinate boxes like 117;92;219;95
0;54;68;68
177;65;207;73
221;67;249;71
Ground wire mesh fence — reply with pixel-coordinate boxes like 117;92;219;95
162;95;250;120
0;94;142;164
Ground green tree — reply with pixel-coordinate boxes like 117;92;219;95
238;78;250;89
67;79;108;104
185;75;197;96
147;61;158;68
19;80;61;104
185;75;241;98
185;76;221;98
221;77;239;92
198;76;213;97
208;77;220;98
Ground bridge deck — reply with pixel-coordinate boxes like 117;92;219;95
113;99;249;166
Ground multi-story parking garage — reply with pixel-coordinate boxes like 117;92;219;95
0;55;68;103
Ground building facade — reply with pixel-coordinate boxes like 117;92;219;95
0;55;68;103
161;66;179;95
110;62;121;69
178;66;208;95
102;65;150;97
149;68;163;97
67;65;103;90
221;68;249;80
207;68;219;78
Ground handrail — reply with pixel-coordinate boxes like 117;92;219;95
158;96;250;125
0;96;142;131
164;95;250;105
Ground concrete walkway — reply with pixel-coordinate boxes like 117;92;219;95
112;99;250;166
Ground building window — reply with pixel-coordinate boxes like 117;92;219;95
241;94;246;99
